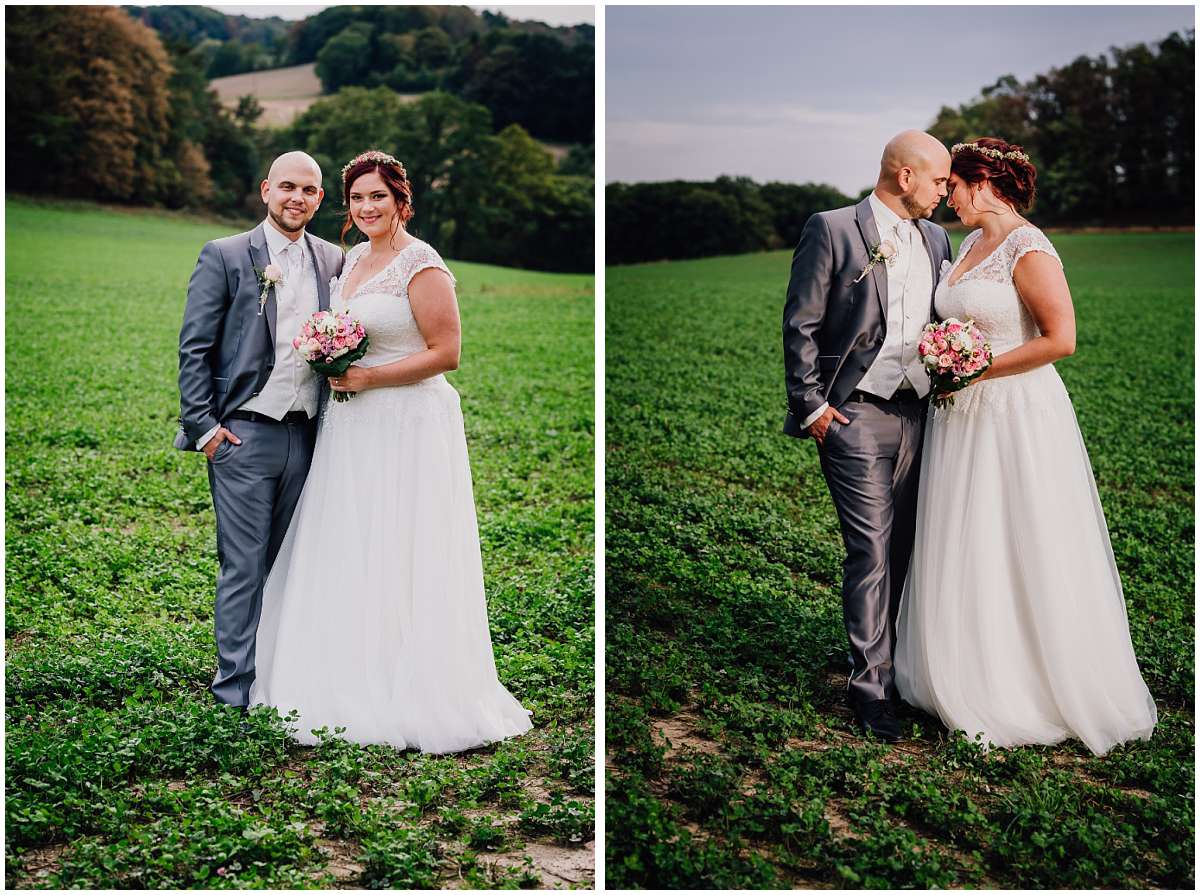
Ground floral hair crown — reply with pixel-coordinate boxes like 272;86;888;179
951;142;1031;164
341;150;405;182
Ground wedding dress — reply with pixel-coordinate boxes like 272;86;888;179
894;226;1157;756
249;239;532;753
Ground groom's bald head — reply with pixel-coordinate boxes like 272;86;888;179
260;151;325;235
266;151;323;185
880;130;950;179
876;130;951;219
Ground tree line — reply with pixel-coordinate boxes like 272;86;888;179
928;30;1192;225
5;5;593;274
307;9;593;144
124;5;594;144
607;30;1192;265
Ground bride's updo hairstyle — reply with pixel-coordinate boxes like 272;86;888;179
339;149;415;245
950;137;1037;212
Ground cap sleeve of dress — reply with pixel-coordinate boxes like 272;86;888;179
399;241;456;293
1009;227;1062;273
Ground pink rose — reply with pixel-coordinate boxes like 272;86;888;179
263;263;283;283
947;323;962;334
939;353;953;368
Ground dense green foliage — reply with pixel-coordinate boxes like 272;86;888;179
295;6;594;143
280;88;594;274
930;30;1194;224
7;5;594;273
605;233;1194;888
5;200;595;889
607;179;857;264
7;6;264;212
124;4;292;77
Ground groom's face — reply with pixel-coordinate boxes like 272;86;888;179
900;159;951;220
261;160;324;234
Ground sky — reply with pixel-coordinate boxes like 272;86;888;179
211;4;595;25
607;5;1195;193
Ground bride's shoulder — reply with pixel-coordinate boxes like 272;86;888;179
397;239;456;288
1007;225;1062;269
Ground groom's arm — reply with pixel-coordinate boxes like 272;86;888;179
178;242;228;447
783;213;834;425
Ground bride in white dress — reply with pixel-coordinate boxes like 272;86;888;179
249;150;532;753
894;139;1157;756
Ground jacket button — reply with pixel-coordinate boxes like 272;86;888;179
860;364;868;372
252;391;259;397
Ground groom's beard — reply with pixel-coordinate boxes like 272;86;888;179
269;206;308;233
900;192;934;220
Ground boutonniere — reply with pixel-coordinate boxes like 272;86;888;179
253;263;284;316
852;240;897;284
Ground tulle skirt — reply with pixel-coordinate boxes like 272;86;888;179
249;377;533;753
894;365;1157;756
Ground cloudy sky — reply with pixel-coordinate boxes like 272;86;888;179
213;4;594;25
607;5;1194;193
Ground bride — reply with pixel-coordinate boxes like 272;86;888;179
894;138;1157;756
248;150;532;753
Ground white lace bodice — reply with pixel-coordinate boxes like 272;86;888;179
331;239;457;368
934;226;1068;417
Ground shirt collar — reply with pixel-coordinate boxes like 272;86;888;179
868;191;908;237
263;217;305;257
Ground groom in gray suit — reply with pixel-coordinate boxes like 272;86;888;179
175;151;345;710
782;131;952;742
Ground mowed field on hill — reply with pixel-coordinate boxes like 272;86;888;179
209;62;570;163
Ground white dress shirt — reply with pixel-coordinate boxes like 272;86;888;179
196;219;321;449
801;192;934;429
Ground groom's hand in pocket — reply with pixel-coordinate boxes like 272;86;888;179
809;406;850;446
203;427;242;460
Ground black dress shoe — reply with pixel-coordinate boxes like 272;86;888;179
853;699;903;742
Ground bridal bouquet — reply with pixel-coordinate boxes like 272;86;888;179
293;310;369;402
919;318;992;408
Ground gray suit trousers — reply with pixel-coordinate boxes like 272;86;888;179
817;397;926;706
206;415;316;706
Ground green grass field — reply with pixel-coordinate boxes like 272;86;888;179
5;198;594;889
605;233;1194;888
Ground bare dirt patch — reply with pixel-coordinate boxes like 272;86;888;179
13;843;67;883
6;630;35;656
653;709;721;759
475;838;594;889
315;836;364;887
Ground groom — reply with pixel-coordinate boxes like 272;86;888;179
175;151;345;711
782;131;952;742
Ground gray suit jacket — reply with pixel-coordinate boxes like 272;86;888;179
782;196;952;438
174;223;346;450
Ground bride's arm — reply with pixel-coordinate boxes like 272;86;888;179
331;268;461;393
976;251;1076;381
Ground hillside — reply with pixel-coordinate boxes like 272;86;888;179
5;197;596;889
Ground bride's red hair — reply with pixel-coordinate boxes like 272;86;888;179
951;137;1037;212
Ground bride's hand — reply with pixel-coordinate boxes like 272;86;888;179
329;365;374;393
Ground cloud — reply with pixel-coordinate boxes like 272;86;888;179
607;102;943;193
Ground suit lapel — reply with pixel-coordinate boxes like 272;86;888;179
304;233;330;312
853;197;888;320
914;219;941;318
248;223;277;347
